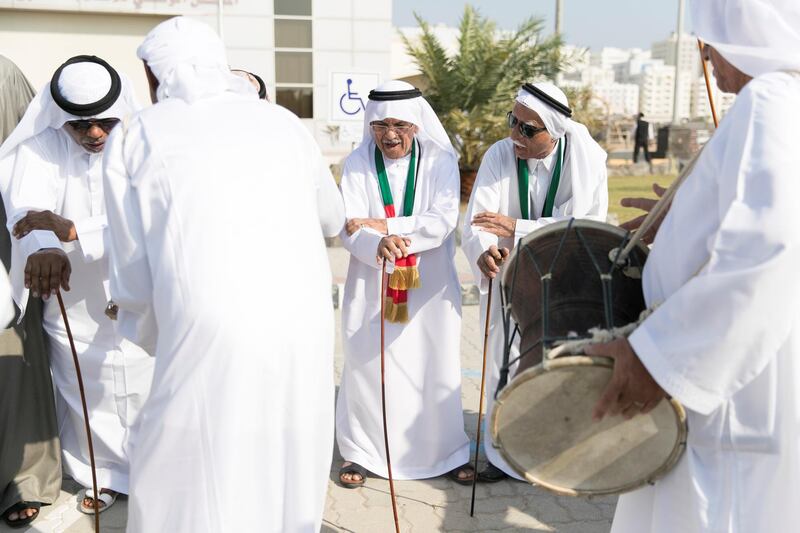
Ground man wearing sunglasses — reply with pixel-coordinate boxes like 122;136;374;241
0;55;153;515
462;81;608;482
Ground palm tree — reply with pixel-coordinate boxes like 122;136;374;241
401;5;567;201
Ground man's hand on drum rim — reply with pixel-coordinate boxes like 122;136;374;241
477;245;509;279
25;248;71;299
585;337;667;421
619;183;668;245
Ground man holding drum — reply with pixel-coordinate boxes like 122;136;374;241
462;82;608;481
587;0;800;531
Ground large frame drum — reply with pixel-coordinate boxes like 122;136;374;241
490;219;687;496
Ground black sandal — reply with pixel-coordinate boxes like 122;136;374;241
447;463;475;485
477;463;509;483
339;462;367;489
3;501;41;529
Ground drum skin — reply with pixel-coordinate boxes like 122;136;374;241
502;219;649;374
490;356;687;496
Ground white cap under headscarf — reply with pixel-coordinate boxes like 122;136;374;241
691;0;800;78
137;16;255;103
514;81;607;204
361;80;458;158
0;56;139;162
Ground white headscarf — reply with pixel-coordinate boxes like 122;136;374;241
691;0;800;78
361;80;458;158
137;16;255;103
514;82;607;201
515;82;572;139
0;58;139;162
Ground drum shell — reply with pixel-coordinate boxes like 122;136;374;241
502;220;649;373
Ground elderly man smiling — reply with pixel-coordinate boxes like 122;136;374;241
462;81;609;482
336;80;472;488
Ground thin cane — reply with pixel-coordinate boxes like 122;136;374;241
470;278;493;517
698;39;720;128
380;259;401;533
56;291;101;533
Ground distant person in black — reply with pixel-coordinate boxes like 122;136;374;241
632;112;651;163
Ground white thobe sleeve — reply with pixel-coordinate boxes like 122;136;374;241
102;124;158;355
4;138;63;255
385;159;459;255
629;121;800;416
73;215;108;263
313;156;345;238
462;151;502;289
339;161;383;269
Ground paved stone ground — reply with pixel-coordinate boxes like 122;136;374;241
1;247;616;532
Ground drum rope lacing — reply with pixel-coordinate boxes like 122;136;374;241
496;145;709;395
496;217;645;394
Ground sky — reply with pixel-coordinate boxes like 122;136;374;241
392;0;695;51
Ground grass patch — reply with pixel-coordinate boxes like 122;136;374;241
608;174;675;224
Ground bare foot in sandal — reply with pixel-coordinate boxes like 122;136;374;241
448;463;475;485
81;488;118;514
3;502;41;527
339;461;367;488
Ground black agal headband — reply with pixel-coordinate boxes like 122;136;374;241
368;87;423;101
521;83;572;118
251;72;268;100
50;55;122;117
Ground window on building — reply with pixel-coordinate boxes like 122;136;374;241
274;0;311;17
276;87;313;118
274;19;312;48
275;52;312;84
274;3;313;118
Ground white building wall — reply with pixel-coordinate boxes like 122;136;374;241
0;0;393;161
313;0;392;159
593;83;640;116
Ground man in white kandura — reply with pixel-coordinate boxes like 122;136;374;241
462;82;608;481
0;55;152;513
336;80;472;487
586;1;800;531
102;17;342;533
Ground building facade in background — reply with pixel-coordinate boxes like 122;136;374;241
0;0;393;162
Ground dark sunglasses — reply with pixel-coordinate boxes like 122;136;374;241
66;118;121;133
507;112;547;139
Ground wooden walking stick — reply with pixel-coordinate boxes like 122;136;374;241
698;38;720;128
380;259;401;533
56;290;101;533
470;278;493;517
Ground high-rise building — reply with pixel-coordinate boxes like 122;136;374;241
638;64;675;122
650;32;702;121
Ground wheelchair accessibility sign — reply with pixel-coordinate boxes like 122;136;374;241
330;72;380;122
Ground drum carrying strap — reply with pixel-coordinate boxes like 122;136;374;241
516;137;563;220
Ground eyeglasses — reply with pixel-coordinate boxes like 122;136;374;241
66;118;121;133
507;112;547;139
370;121;415;134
